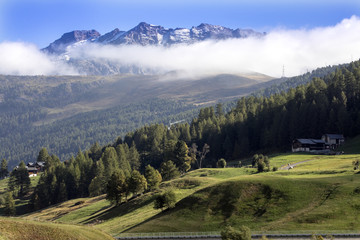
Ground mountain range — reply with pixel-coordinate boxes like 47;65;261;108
43;22;265;55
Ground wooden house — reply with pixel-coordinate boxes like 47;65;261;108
292;138;327;152
26;161;45;177
321;134;345;149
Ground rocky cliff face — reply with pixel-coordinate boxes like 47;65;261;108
43;22;264;53
43;30;100;54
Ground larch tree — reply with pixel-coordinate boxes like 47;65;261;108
145;165;162;191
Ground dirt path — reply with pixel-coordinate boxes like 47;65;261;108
280;159;314;170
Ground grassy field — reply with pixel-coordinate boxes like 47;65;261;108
4;137;360;236
0;217;114;240
20;151;360;236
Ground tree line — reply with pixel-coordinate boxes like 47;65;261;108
2;59;360;212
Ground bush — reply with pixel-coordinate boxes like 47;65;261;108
221;226;251;240
272;166;278;171
154;190;176;211
217;158;227;168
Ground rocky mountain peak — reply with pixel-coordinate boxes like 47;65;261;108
43;30;100;54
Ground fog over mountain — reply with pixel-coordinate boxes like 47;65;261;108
1;16;360;77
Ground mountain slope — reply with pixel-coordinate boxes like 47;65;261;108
0;73;272;167
43;22;265;54
40;22;266;75
43;30;100;54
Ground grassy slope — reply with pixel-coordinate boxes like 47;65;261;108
0;217;114;240
0;176;40;215
20;138;360;235
23;157;360;235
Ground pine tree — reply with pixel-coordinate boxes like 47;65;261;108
128;170;147;196
101;147;119;180
4;191;16;216
160;160;180;181
37;148;52;170
106;170;126;206
10;161;30;198
128;143;140;171
89;160;106;196
173;140;191;173
0;158;9;179
116;144;131;174
57;180;68;203
145;165;162;191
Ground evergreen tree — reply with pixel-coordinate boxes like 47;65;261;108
145;165;162;191
216;103;224;117
160;160;180;181
9;161;30;198
128;143;140;171
89;142;102;161
57;180;68;203
101;147;119;180
116;144;131;174
0;158;9;179
173;140;191;173
4;191;16;216
106;170;126;206
37;148;52;170
89;160;106;196
128;170;147;196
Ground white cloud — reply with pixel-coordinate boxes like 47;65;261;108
1;16;360;77
0;42;77;75
71;15;360;77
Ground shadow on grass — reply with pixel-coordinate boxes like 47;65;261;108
83;193;158;224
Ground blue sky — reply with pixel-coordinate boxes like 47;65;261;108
1;0;359;48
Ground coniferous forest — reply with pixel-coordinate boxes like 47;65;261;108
12;59;359;210
0;65;342;169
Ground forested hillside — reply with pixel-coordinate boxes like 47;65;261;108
1;73;274;168
252;64;344;97
0;64;344;168
3;60;357;212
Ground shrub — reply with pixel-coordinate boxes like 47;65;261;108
221;226;251;240
154;190;176;211
217;158;227;168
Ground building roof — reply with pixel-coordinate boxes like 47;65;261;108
323;134;344;139
296;139;325;145
26;166;38;171
296;139;315;144
310;139;326;144
36;162;45;167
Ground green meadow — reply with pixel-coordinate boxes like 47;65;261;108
1;137;360;237
20;153;360;236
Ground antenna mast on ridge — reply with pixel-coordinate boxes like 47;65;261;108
281;65;285;78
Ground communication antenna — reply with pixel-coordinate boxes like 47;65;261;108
281;65;285;78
